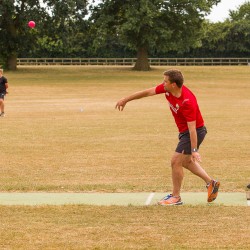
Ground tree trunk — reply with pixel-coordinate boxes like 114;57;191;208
6;54;17;70
133;47;151;71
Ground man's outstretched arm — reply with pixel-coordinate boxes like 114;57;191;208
115;87;156;111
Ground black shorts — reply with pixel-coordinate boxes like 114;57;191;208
175;126;207;155
0;92;6;100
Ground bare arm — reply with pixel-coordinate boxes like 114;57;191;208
187;121;201;162
5;82;8;94
115;87;156;111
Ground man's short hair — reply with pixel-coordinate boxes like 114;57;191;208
164;69;184;88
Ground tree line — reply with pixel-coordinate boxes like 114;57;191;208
0;0;249;71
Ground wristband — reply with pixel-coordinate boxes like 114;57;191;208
192;148;198;152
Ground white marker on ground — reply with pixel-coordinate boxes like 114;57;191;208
145;192;155;205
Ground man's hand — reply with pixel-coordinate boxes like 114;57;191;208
192;151;202;162
115;98;127;111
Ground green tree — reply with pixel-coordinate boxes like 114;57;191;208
89;0;220;71
193;2;250;57
0;0;88;70
193;21;233;57
226;2;250;56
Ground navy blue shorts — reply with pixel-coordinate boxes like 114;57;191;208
175;126;207;155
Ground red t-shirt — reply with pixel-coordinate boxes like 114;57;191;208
155;83;204;133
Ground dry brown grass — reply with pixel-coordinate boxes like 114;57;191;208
1;65;249;192
0;205;249;249
0;66;249;249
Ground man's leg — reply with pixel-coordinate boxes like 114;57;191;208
0;98;4;113
171;152;185;197
158;152;184;205
182;155;211;184
182;155;220;202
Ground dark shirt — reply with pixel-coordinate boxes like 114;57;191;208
0;76;8;93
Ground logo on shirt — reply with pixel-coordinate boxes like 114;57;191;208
168;102;180;114
182;99;189;104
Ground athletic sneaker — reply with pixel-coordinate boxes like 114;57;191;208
158;194;183;206
207;179;220;202
0;112;5;117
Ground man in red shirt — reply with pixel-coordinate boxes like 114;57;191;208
116;69;220;205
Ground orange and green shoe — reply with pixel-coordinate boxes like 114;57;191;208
207;180;220;202
158;194;183;206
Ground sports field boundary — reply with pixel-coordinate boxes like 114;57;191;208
0;192;249;206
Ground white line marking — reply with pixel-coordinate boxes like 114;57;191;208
247;200;250;206
145;193;155;205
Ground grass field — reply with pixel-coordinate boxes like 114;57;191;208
0;66;249;249
0;205;249;249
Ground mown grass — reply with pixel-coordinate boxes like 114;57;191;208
0;205;249;249
0;66;249;249
1;66;249;192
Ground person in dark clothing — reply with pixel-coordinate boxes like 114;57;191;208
0;69;9;117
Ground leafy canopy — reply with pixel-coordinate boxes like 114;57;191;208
90;0;221;55
0;0;88;68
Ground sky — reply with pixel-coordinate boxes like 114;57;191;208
206;0;249;22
